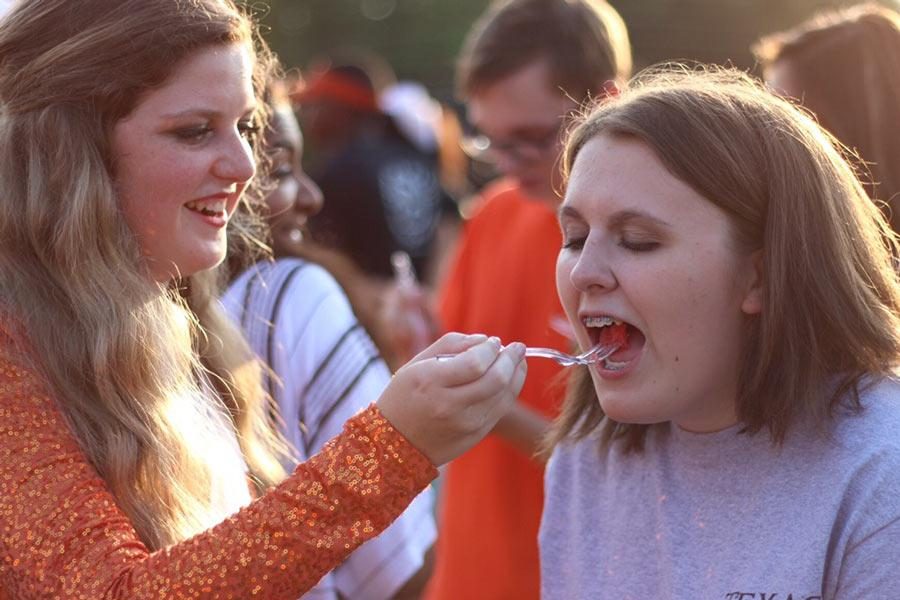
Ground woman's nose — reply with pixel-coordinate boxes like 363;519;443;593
569;238;617;292
213;134;256;183
294;171;323;217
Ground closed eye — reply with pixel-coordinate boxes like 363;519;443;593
270;165;292;180
562;236;586;250
619;238;659;252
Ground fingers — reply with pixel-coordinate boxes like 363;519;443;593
413;332;490;361
449;343;528;438
446;342;527;410
425;336;506;388
377;337;529;466
472;357;529;441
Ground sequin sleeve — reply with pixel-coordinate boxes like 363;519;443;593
0;332;438;599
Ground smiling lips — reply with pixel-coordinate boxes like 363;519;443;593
184;196;230;227
185;198;226;216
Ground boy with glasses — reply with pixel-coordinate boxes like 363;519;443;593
426;1;632;598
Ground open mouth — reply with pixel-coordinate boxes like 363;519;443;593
185;199;227;218
583;315;645;371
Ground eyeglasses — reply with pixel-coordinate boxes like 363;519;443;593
460;124;561;164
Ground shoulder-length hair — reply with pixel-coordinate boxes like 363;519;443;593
754;3;900;232
0;0;287;549
548;66;900;453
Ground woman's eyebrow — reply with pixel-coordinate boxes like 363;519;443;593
161;104;258;120
557;204;583;221
607;209;672;230
557;206;672;230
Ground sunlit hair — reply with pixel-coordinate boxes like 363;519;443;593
226;77;292;277
547;66;900;453
456;0;632;102
0;0;288;549
753;3;900;232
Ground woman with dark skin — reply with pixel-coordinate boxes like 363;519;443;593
222;85;435;600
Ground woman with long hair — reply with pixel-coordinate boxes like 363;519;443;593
540;66;900;598
0;1;526;597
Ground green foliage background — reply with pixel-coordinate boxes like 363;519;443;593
254;0;899;101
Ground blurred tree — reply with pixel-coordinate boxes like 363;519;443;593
254;0;488;100
252;0;900;101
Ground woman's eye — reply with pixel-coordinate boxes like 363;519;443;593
620;238;659;252
270;165;292;180
173;125;213;142
562;236;586;250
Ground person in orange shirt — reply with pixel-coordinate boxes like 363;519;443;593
0;1;526;597
424;1;632;598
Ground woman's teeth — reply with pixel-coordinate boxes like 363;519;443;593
602;357;629;371
583;316;619;328
185;199;226;215
581;316;634;371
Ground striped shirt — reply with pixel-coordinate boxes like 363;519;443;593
223;258;436;600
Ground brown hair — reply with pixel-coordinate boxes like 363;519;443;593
456;0;632;102
753;3;900;232
548;66;900;452
0;0;286;549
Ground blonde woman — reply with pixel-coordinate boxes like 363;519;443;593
0;1;526;598
540;67;900;598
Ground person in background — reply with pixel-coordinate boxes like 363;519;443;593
292;63;456;367
222;81;435;600
753;3;900;232
542;65;900;599
0;0;527;597
425;1;632;599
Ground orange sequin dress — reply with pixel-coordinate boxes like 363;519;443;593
0;323;437;599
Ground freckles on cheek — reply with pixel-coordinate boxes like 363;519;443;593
125;204;167;243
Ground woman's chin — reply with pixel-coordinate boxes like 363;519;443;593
596;393;660;425
272;230;305;258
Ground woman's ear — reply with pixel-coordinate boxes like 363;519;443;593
740;249;764;315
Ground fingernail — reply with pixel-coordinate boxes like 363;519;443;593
489;336;502;347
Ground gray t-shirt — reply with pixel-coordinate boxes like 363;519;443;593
540;378;900;600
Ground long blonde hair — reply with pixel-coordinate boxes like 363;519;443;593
548;66;900;452
0;0;287;549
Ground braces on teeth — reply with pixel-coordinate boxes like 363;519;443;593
582;316;628;369
583;315;620;328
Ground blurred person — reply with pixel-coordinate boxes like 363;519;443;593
222;81;435;600
295;65;453;285
0;0;528;597
542;64;900;599
293;64;456;367
425;1;632;599
754;3;900;232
